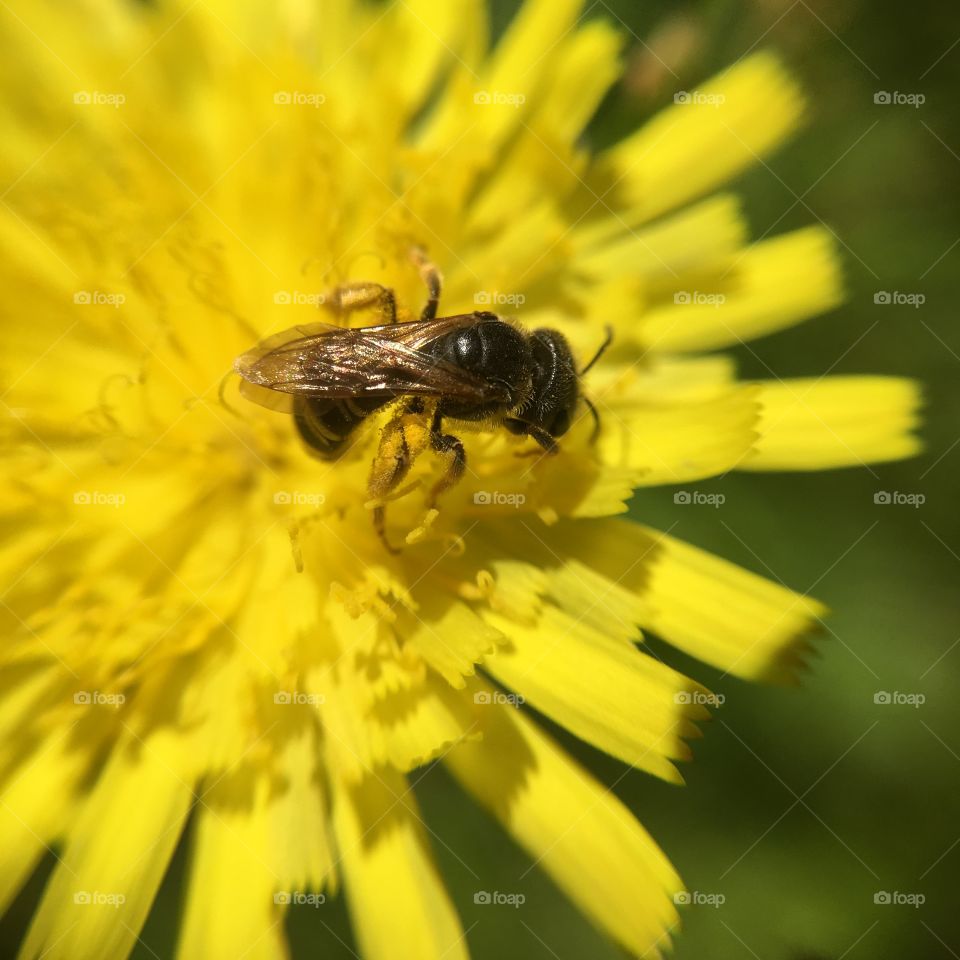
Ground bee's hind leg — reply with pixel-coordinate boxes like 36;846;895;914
367;399;432;552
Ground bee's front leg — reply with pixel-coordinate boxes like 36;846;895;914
503;418;559;457
426;412;466;509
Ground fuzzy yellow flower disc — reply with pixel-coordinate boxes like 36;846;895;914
0;2;921;959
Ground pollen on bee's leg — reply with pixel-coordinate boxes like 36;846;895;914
363;478;421;511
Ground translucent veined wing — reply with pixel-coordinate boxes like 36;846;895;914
233;315;505;407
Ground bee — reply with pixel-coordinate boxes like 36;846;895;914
234;250;610;551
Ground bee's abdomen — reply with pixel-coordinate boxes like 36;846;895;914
294;396;389;459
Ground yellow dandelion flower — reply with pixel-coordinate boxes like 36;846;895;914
1;2;921;960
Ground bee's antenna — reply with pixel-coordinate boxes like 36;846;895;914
580;325;614;375
583;395;602;445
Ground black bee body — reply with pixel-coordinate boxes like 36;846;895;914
288;313;582;459
294;395;389;459
234;251;609;549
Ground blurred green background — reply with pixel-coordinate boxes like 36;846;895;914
5;1;958;958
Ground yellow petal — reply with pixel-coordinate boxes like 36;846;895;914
0;726;89;913
19;735;193;960
368;672;482;773
333;768;468;960
552;520;825;682
743;377;923;470
482;605;706;782
405;595;504;689
640;227;844;351
177;769;287;960
446;679;681;957
594;381;760;484
261;711;334;894
465;20;623;233
572;194;747;282
600;52;805;220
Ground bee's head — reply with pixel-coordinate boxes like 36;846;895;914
513;328;579;438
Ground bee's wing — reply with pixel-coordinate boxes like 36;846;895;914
234;323;340;412
233;315;502;405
